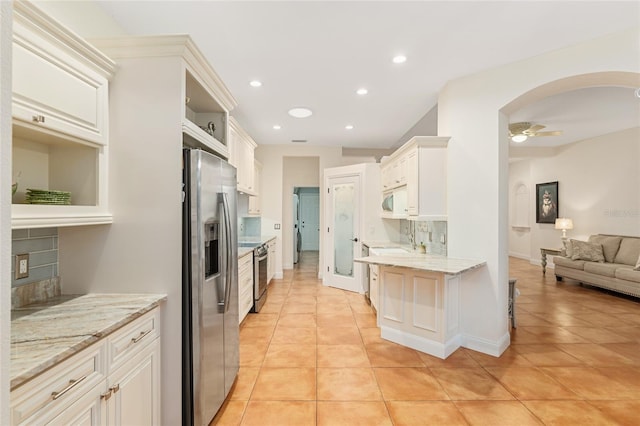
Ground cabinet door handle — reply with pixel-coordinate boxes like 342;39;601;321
109;384;120;393
132;329;152;343
100;389;112;400
51;375;87;400
32;114;45;123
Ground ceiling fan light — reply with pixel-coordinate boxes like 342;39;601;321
511;134;528;143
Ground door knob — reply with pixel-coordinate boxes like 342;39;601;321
351;237;359;242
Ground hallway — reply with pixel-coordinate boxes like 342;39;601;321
212;254;640;425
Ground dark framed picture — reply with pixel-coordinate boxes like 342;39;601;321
536;181;559;224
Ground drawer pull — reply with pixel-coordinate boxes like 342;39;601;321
51;375;87;400
32;114;45;123
132;329;152;344
100;389;112;400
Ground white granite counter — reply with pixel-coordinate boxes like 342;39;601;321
238;235;277;258
355;253;485;275
10;293;166;390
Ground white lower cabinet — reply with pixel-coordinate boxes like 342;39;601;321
238;251;254;324
267;239;276;284
378;267;460;359
105;339;160;426
369;264;379;311
48;382;107;426
10;308;161;425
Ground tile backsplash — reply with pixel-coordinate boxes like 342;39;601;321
11;227;58;288
400;220;448;255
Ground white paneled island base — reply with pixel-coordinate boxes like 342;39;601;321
356;254;485;359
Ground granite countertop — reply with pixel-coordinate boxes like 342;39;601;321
10;293;166;390
355;253;486;275
238;235;277;258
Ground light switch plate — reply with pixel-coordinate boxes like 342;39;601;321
274;224;281;230
15;253;29;280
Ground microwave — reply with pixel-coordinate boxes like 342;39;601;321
382;194;393;211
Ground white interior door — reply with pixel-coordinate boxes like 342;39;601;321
300;193;319;250
325;174;361;292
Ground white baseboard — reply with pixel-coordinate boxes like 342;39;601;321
381;326;462;359
508;252;530;261
461;331;511;357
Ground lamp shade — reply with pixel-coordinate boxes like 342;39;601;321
555;218;573;230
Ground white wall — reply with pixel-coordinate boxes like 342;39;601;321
284;157;320;264
255;145;345;275
33;1;126;37
510;127;640;264
0;2;12;422
438;28;640;356
508;159;532;259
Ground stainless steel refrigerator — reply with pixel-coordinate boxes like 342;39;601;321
182;148;239;426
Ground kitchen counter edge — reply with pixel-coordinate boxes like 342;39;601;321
355;254;486;275
10;293;167;390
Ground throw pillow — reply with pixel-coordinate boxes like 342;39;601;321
562;239;573;258
635;254;640;271
570;239;605;263
588;235;623;263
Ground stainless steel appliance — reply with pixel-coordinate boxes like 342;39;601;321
182;148;239;426
252;243;268;312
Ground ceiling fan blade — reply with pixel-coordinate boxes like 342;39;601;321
532;130;563;137
528;124;546;132
509;122;532;135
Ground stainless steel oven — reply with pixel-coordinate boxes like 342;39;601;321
252;243;268;312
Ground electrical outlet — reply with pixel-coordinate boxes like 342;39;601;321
274;223;281;230
15;253;29;280
440;234;446;244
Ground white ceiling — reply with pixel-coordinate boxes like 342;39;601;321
96;1;640;149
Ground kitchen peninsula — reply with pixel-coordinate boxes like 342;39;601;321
355;252;485;359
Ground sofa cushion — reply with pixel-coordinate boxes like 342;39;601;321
588;235;623;263
584;262;628;278
615;267;640;284
570;240;605;263
614;238;640;266
554;256;585;270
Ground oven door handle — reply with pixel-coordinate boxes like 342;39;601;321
221;192;233;314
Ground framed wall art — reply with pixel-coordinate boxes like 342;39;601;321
536;181;559;224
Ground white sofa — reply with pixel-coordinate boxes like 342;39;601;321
554;234;640;298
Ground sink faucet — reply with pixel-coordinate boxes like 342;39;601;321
407;222;416;250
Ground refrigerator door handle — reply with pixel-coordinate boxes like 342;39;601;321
221;192;233;313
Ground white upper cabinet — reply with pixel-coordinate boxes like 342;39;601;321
11;1;116;229
228;117;257;195
12;1;113;146
380;136;449;221
248;161;262;216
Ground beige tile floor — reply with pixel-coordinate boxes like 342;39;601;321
212;253;640;425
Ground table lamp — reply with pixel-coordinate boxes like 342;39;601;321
555;218;573;240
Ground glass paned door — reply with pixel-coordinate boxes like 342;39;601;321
325;174;361;292
333;183;355;277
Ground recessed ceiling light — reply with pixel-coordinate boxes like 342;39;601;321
392;55;407;64
249;80;262;87
288;107;313;118
273;125;281;130
356;88;368;95
345;125;354;130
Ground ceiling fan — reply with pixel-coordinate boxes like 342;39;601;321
509;122;563;143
